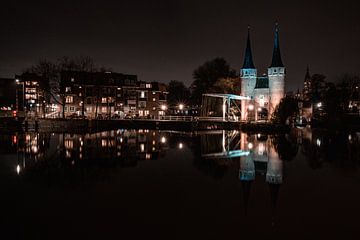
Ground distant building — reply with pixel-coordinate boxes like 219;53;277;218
61;71;138;118
240;24;285;121
136;81;168;118
0;78;16;109
15;73;44;117
60;71;168;119
303;66;312;101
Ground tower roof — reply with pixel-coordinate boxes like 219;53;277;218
270;24;284;68
242;27;256;69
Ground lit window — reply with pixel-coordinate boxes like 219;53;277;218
140;91;145;98
101;107;107;113
70;106;75;112
66;96;73;103
153;98;156;102
65;87;71;93
144;110;149;116
138;110;143;117
152;91;156;95
101;97;107;103
71;78;75;82
146;84;151;88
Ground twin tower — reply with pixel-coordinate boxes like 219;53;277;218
240;24;285;121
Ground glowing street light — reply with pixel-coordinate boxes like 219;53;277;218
248;104;254;111
16;164;21;175
178;142;183;149
161;136;166;143
248;143;253;149
317;102;322;108
161;105;167;111
178;104;184;110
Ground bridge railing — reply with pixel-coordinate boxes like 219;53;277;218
159;115;194;121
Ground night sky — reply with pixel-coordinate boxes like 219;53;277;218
1;0;359;91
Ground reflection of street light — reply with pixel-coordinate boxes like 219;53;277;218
178;142;183;149
16;164;21;175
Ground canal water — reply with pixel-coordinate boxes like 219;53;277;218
1;128;360;239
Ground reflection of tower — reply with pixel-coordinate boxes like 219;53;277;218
239;155;255;215
266;146;283;184
266;141;283;225
240;27;257;121
268;24;285;116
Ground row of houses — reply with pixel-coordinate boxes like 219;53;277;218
0;71;168;119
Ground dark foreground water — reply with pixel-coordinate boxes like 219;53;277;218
1;128;360;239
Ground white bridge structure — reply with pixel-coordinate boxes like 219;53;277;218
200;93;251;122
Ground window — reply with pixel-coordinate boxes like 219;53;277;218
152;107;156;110
144;110;149;116
101;107;107;113
101;97;107;103
146;83;151;88
140;91;146;98
86;107;92;113
70;106;75;112
66;96;73;103
64;106;68;112
65;87;71;93
138;101;146;108
152;91;156;95
259;95;265;107
71;78;75;82
138;110;143;117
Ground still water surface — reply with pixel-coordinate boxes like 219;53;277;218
1;128;360;239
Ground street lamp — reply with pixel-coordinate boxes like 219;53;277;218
161;105;167;111
178;104;184;111
248;104;254;111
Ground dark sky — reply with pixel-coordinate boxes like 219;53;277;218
1;0;359;91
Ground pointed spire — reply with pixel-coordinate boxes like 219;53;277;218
270;23;284;68
242;26;256;69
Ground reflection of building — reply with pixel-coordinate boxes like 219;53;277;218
240;25;285;121
59;130;168;165
200;131;283;185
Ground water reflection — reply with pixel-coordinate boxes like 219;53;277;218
2;128;360;238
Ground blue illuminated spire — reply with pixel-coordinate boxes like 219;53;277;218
242;26;256;69
270;23;284;68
